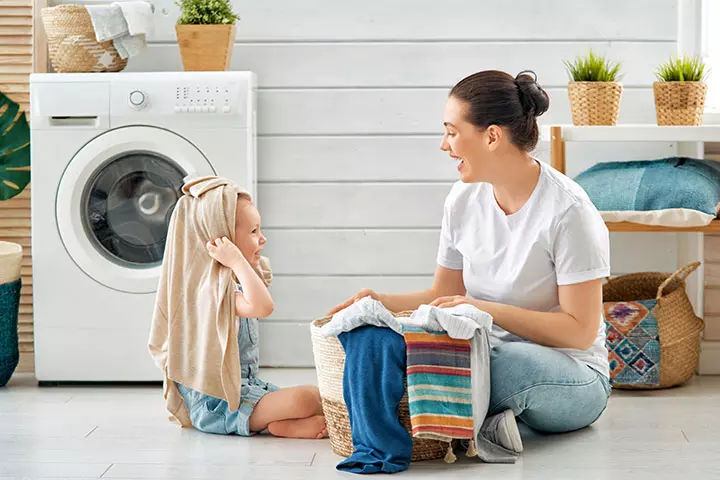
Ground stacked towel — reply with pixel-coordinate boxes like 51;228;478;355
86;1;153;59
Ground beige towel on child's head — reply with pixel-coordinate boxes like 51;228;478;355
148;175;272;427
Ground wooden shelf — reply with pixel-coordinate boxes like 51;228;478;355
549;125;720;234
606;220;720;233
544;124;720;143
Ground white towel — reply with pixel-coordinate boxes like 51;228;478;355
117;1;154;36
86;4;129;42
85;2;152;60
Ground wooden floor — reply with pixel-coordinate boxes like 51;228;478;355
2;370;720;479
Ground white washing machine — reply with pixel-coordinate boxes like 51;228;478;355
30;72;257;382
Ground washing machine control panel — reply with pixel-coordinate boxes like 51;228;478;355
173;83;238;114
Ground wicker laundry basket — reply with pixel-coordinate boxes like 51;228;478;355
310;313;447;461
603;262;705;389
41;4;128;73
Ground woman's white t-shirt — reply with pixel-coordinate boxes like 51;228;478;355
437;160;611;378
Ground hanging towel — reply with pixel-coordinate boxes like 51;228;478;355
86;1;153;59
406;304;519;464
402;326;475;442
337;326;412;474
148;175;272;427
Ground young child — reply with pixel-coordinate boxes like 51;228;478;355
150;176;326;439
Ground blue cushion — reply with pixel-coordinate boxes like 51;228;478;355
574;157;720;220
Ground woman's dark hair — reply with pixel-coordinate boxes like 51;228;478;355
449;70;550;152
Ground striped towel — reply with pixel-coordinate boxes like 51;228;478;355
402;325;474;442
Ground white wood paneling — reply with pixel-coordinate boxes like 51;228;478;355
258;137;677;182
257;88;657;135
259;183;450;228
261;229;678;276
261;229;440;276
126;41;675;88
101;0;677;42
266;276;432;321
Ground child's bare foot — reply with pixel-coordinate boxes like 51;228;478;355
268;415;328;439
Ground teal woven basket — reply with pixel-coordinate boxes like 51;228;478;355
0;278;21;386
0;241;23;387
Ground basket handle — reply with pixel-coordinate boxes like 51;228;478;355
656;261;701;301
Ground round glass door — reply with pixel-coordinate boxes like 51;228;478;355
57;126;215;293
83;152;185;268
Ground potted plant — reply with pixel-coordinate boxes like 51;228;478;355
653;55;709;126
564;50;623;126
0;92;29;387
175;0;239;71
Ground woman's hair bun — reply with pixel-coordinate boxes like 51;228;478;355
515;70;549;118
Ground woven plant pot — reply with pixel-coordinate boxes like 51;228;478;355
568;81;623;126
653;82;707;126
603;262;704;390
41;5;127;73
176;24;235;71
0;242;22;387
310;313;447;462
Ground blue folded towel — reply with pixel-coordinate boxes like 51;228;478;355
337;326;412;474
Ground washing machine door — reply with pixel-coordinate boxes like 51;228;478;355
56;126;215;293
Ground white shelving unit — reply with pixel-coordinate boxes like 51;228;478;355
547;124;718;374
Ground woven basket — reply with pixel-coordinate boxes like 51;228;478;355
603;262;705;389
41;5;128;73
653;82;707;126
568;81;623;126
310;313;447;461
0;242;22;387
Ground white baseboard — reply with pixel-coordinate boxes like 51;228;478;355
699;341;720;375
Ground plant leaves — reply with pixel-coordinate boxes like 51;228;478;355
176;0;239;25
564;49;622;82
0;92;30;201
655;55;709;82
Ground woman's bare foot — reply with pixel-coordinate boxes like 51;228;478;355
268;415;328;439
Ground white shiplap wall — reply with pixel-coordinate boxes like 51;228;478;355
57;0;687;366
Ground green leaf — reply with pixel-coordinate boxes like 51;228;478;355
0;92;30;201
563;49;622;82
655;55;709;82
176;0;239;25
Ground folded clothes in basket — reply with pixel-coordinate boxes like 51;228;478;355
86;1;153;59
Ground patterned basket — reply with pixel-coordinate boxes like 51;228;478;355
603;262;705;390
0;241;22;387
41;4;128;73
568;81;623;126
653;82;707;126
310;313;447;461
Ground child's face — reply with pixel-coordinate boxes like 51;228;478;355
234;199;266;268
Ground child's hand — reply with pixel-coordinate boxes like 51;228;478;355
207;237;245;269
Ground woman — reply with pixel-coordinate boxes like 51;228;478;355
329;70;611;452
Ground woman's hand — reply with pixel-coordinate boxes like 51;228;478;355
207;237;245;269
429;295;482;309
326;288;381;316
